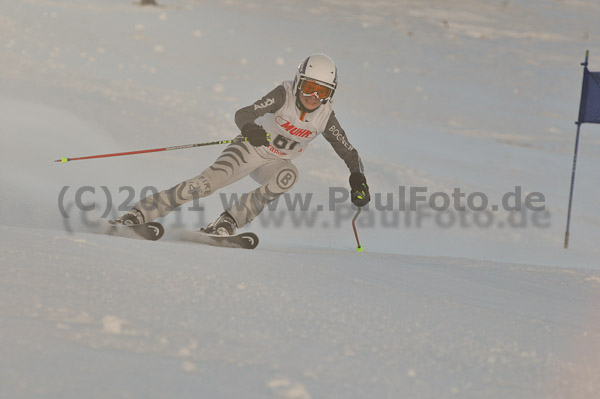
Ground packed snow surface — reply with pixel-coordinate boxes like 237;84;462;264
1;0;600;398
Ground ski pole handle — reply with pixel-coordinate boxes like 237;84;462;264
352;207;364;252
54;137;248;164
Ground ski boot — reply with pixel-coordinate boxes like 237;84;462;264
201;211;237;236
112;208;145;226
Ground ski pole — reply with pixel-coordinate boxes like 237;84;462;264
352;207;364;252
54;137;247;164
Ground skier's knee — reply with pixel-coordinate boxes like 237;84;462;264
273;164;298;193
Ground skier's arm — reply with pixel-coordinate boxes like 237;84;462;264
322;111;364;174
234;85;286;129
323;112;370;206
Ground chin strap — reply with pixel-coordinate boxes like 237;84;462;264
295;95;323;113
295;96;309;112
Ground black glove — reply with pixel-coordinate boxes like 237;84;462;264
241;123;270;147
349;172;370;207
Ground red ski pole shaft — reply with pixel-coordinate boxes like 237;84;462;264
54;137;247;164
352;208;364;252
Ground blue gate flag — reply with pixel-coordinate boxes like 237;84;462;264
565;51;598;249
578;66;600;124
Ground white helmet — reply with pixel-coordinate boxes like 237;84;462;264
293;53;338;103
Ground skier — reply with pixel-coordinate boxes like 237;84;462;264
115;53;371;235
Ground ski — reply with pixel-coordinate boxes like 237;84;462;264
175;230;259;249
84;220;257;248
102;221;165;241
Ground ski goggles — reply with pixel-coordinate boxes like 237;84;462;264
299;79;333;100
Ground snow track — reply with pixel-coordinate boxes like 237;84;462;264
2;226;599;398
1;0;600;397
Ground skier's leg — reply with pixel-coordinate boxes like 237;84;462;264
226;159;299;228
130;140;260;222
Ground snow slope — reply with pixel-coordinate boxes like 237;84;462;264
1;0;600;264
1;0;600;398
2;226;600;399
